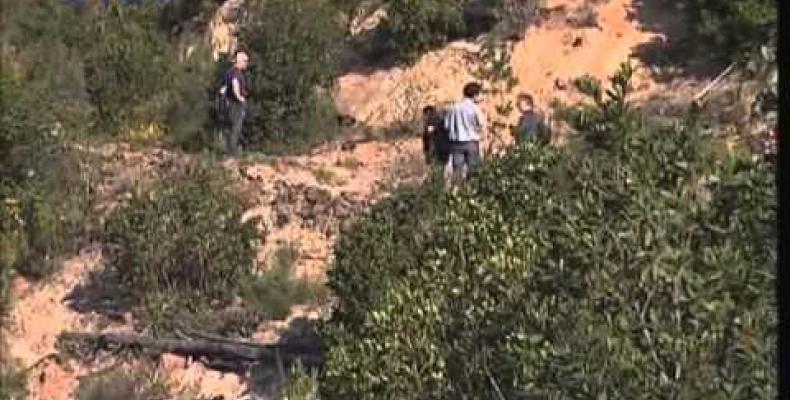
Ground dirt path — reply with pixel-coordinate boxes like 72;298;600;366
4;0;691;398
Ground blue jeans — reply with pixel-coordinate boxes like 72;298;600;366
449;140;480;181
226;101;247;155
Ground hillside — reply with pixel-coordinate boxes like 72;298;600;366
1;0;772;398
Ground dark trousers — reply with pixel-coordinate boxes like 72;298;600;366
226;101;247;155
449;140;480;181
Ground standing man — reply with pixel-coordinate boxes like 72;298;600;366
444;82;486;182
223;50;250;155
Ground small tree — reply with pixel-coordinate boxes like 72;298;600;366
104;162;258;334
684;0;775;61
381;0;466;62
239;0;344;152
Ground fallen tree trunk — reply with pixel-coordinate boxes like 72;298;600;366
58;331;325;367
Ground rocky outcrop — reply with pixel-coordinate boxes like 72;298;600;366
208;0;245;60
269;180;369;237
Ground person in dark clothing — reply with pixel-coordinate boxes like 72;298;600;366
514;93;550;145
422;106;450;167
223;50;250;155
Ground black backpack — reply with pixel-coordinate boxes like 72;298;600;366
213;70;231;124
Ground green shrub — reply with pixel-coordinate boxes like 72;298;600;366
381;0;466;62
0;72;92;278
240;243;330;322
4;0;215;142
104;161;258;334
81;1;179;133
0;357;27;400
239;0;344;152
280;362;321;400
684;0;775;60
320;65;776;399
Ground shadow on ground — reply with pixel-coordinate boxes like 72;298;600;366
63;266;135;324
241;317;325;399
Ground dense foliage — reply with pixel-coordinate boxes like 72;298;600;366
381;0;466;62
238;0;344;152
3;0;214;143
684;0;775;60
320;64;776;399
0;73;92;279
103;162;323;335
103;162;259;334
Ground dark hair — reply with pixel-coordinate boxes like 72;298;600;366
517;92;534;106
463;82;482;98
422;105;437;115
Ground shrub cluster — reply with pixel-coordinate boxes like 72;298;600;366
319;65;776;398
3;0;214;145
684;0;776;60
238;0;344;153
104;162;326;335
0;72;92;279
380;0;466;62
103;162;258;334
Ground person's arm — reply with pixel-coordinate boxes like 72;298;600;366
476;107;487;134
232;77;245;104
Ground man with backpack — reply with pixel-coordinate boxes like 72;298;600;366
444;82;486;182
218;50;250;155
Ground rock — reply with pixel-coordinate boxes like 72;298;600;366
554;78;568;90
572;36;583;47
334;201;351;219
304;187;332;204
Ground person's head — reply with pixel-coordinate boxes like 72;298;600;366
516;92;535;113
234;50;249;70
422;105;437;119
462;82;483;103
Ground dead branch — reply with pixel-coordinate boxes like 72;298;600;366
692;62;737;104
58;331;324;367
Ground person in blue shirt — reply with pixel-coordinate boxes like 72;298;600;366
513;92;551;145
444;82;486;182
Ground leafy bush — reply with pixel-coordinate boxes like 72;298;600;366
104;163;326;335
240;243;330;322
381;0;466;62
4;0;215;142
104;161;258;334
684;0;775;60
320;65;776;398
239;0;344;152
280;362;321;400
0;357;27;400
0;72;92;278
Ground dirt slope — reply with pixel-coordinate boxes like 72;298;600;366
4;0;690;398
336;0;670;130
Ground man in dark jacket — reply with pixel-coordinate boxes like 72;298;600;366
223;50;250;155
422;105;451;167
